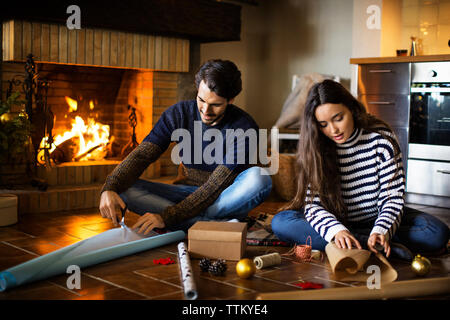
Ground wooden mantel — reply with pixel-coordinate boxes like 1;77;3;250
2;20;189;72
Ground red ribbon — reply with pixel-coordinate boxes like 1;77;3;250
153;258;175;265
293;281;324;290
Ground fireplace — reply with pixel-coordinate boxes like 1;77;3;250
31;63;182;164
1;59;188;214
36;63;125;163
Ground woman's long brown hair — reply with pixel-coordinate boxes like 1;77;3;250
282;80;402;223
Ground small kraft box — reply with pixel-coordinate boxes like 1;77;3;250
0;194;18;226
188;221;247;261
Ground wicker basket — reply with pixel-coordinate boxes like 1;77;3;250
272;153;298;201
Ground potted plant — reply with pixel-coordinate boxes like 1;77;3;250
0;92;32;186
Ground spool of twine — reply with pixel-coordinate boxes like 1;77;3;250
253;252;282;269
310;249;323;261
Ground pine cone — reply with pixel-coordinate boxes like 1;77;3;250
199;258;211;272
208;259;227;276
216;259;227;272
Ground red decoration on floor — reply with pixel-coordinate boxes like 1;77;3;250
153;258;176;265
293;281;324;290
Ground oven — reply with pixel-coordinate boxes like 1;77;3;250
407;62;450;198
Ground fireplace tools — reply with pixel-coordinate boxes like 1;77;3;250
20;54;54;169
5;54;53;190
121;105;139;158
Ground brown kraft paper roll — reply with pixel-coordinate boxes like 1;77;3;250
257;277;450;300
325;242;398;285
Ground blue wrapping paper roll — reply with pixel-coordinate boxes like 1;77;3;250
0;225;185;292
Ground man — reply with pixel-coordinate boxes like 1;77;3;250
100;59;272;234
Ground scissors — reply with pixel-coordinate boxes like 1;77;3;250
118;204;128;228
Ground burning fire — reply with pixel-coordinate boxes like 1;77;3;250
65;96;78;112
39;97;110;162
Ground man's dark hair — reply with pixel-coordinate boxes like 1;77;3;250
195;59;242;101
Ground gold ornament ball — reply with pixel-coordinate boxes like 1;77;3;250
236;258;256;279
411;254;431;276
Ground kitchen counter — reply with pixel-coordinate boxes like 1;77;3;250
350;54;450;64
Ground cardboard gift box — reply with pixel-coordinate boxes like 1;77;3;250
0;194;18;226
188;221;247;261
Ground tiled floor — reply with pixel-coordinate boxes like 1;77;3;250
0;191;449;300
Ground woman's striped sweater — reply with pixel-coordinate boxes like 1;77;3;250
304;127;406;243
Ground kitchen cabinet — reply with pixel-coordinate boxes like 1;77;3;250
356;62;410;172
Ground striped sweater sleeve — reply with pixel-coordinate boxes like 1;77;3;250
101;142;164;195
371;142;405;241
304;189;349;243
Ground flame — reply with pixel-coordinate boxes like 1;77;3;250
89;100;95;110
38;97;110;162
66;96;78;112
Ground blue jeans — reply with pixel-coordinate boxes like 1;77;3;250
119;166;272;231
271;206;449;254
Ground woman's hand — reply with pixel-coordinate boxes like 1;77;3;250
99;191;126;226
334;230;362;250
367;233;391;257
132;212;166;235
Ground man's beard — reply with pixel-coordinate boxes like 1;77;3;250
202;111;225;125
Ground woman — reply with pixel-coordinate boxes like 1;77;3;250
271;80;449;260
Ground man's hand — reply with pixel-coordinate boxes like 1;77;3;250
367;233;391;257
99;191;126;226
334;230;362;250
132;212;166;235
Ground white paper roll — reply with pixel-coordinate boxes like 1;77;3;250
177;242;198;300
